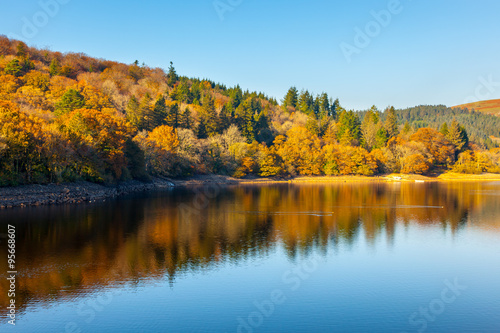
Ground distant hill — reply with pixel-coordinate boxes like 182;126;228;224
453;99;500;117
396;105;500;148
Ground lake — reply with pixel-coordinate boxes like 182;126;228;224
1;181;500;332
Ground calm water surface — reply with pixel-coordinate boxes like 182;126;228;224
1;182;500;332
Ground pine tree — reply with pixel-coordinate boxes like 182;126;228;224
179;107;192;129
447;119;468;151
440;122;449;136
330;98;340;119
235;99;256;143
282;86;298;109
16;42;27;58
152;96;168;128
219;104;232;132
298;90;314;115
318;93;330;117
402;122;412;134
375;128;389;148
4;59;23;77
166;102;179;128
229;85;243;109
337;110;361;146
384;106;399;138
313;95;321;118
202;94;219;137
139;93;153;131
197;119;207;139
126;96;141;128
254;107;272;143
166;61;178;87
49;58;61;76
55;89;85;116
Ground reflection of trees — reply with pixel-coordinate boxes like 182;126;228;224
0;182;499;315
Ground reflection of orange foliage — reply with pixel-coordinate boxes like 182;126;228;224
1;182;499;314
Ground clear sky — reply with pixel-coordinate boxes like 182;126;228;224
1;0;499;110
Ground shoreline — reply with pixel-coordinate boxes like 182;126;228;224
0;178;174;209
170;173;500;187
1;173;499;209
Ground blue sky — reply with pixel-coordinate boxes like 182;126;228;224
1;0;499;110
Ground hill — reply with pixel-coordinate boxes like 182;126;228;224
1;36;500;186
453;99;500;117
396;105;500;148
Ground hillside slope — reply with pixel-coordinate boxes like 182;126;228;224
453;99;500;117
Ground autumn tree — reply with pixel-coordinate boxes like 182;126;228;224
275;126;323;175
257;145;284;177
323;144;378;176
58;109;132;181
410;128;455;168
361;105;383;151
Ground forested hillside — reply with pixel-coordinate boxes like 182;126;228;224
395;105;500;148
1;36;499;186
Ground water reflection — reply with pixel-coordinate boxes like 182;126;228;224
1;181;499;317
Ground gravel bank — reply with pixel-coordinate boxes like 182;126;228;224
0;178;174;209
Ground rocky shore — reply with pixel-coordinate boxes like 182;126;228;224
0;178;174;209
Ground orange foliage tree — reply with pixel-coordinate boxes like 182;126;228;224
58;108;132;181
275;126;323;175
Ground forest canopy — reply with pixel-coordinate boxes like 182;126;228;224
1;36;499;186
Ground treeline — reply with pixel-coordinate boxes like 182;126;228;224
0;36;499;186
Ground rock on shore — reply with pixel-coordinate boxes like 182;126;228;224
0;178;174;209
